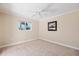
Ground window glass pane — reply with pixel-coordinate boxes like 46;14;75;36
17;22;32;30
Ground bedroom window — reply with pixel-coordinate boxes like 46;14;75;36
17;21;32;30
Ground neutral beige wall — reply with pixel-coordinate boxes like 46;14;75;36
0;10;79;49
39;10;79;49
0;13;39;46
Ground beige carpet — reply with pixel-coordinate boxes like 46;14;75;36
0;39;79;56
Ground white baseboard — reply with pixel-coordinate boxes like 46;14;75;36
1;38;79;51
39;38;79;50
0;39;37;48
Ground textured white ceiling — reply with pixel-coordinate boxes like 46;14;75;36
0;3;79;20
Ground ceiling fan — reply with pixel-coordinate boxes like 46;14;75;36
31;4;54;18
